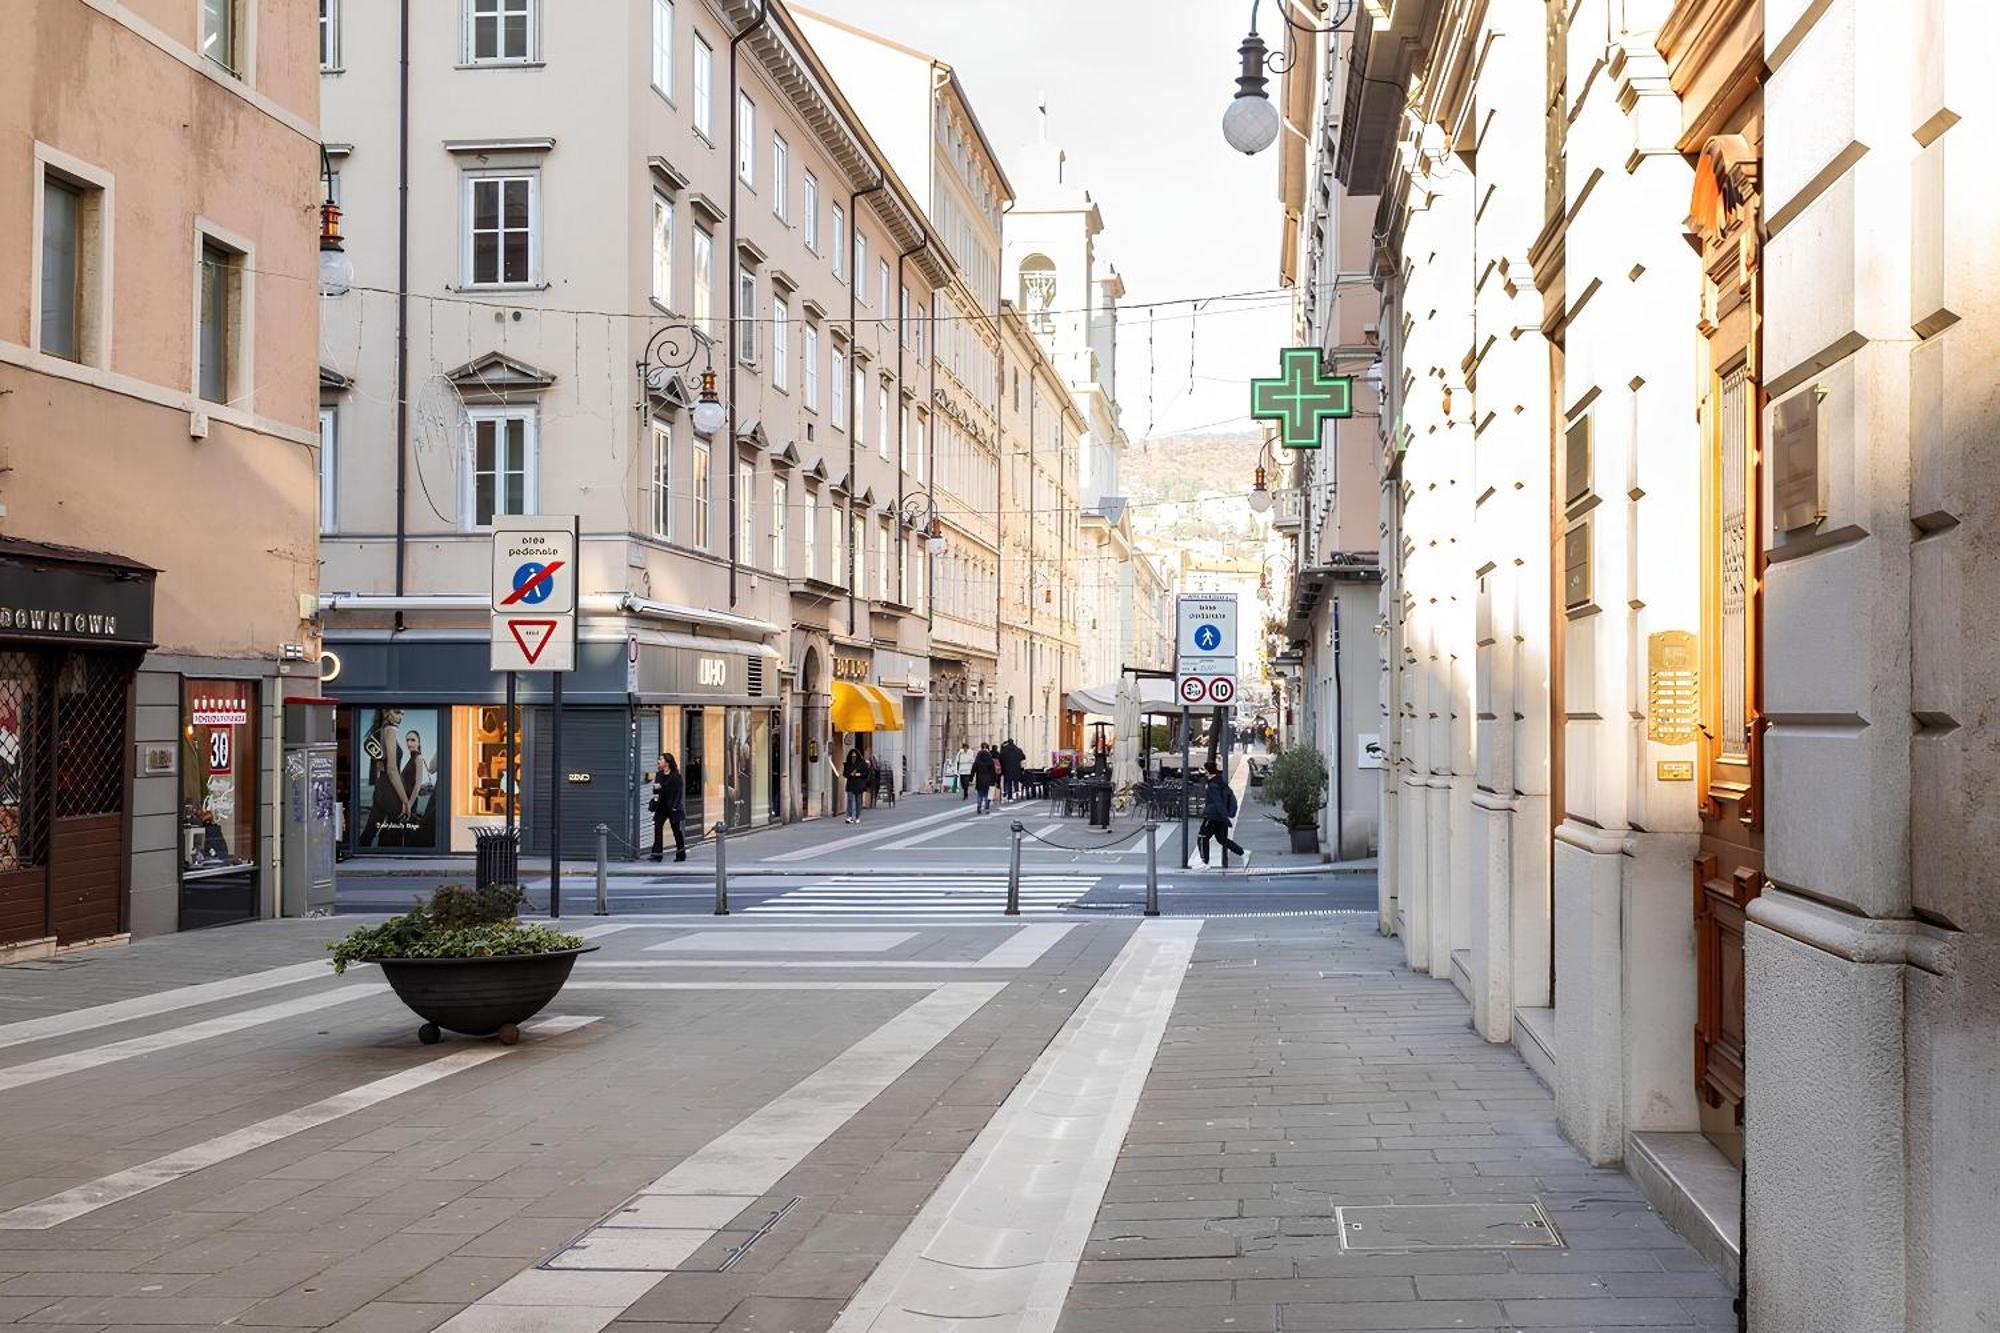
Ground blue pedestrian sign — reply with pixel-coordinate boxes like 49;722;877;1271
1193;623;1223;652
509;562;557;605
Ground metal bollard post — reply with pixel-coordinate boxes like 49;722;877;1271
1145;820;1160;917
1006;821;1023;917
712;821;729;916
594;824;609;915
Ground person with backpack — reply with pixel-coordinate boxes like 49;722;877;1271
1197;759;1248;867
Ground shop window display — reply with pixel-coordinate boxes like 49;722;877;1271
355;707;445;850
181;680;257;876
457;705;518;819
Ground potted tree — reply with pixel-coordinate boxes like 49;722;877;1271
330;883;592;1045
1264;745;1328;854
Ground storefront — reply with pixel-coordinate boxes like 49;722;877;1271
0;539;156;952
179;678;262;928
326;627;781;860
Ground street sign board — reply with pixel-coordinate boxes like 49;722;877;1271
490;516;578;672
1174;594;1239;707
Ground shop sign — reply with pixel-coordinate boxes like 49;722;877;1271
698;657;728;687
191;693;250;727
832;657;871;681
0;553;155;647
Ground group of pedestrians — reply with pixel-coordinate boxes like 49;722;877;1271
953;739;1026;815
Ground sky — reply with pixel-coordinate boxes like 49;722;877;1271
800;0;1292;441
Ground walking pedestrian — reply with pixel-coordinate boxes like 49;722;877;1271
1000;738;1023;802
842;747;869;823
972;743;999;815
648;753;686;862
955;743;974;799
1197;759;1248;867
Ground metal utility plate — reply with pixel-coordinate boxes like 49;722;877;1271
1334;1202;1565;1251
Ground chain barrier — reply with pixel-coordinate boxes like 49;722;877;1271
1014;822;1157;854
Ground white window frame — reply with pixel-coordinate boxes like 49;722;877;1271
736;265;756;364
875;520;889;600
650;0;673;97
855;232;868;305
737;459;756;564
692;225;714;334
650;189;674;309
320;0;340;70
462;171;539;288
829;492;843;584
464;0;535;64
33;149;113;369
803;324;819;410
650;418;672;540
771;298;790;391
692;34;714;139
692;439;711;549
736;93;756;186
318;406;338;532
851;512;865;593
831;347;847;429
192;220;253;408
462;406;538;530
877;383;890;459
878;259;890;321
771;476;787;573
831;204;845;280
201;0;245;77
771;134;789;220
803;172;820;251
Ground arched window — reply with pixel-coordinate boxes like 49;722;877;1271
1019;254;1056;334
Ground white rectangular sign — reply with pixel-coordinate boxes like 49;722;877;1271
490;516;578;673
1174;594;1239;708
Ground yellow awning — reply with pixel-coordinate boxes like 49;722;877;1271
830;681;904;733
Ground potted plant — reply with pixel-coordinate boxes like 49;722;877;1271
330;883;592;1046
1263;745;1328;854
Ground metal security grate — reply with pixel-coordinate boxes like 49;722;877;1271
0;653;47;872
53;653;127;819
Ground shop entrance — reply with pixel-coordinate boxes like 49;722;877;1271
0;649;134;947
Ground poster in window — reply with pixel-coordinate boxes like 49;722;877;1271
356;707;444;849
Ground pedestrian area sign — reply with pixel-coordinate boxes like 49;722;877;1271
1175;594;1239;707
490;516;578;672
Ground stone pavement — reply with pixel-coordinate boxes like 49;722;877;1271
1057;921;1737;1333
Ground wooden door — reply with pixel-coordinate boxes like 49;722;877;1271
0;652;50;946
51;652;130;943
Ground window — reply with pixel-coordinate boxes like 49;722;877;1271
851;512;865;592
692;440;711;548
877;383;889;459
736;266;756;364
771;135;788;219
692;226;713;334
692;35;713;138
650;190;673;307
855;233;868;304
650;419;672;539
466;0;533;63
899;283;911;345
465;174;536;286
878;260;890;321
771;477;787;572
828;493;842;583
320;0;339;69
465;407;535;527
831;348;847;427
736;94;756;185
202;0;236;72
854;363;866;438
319;407;338;532
913;415;925;481
803;172;820;250
197;239;241;404
899;402;910;472
650;0;672;95
901;532;911;606
39;176;83;362
772;298;790;390
737;460;755;563
831;204;845;280
876;521;889;599
803;325;819;409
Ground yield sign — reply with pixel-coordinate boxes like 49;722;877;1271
507;619;559;665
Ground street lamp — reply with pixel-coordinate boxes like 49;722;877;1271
1223;1;1356;157
639;320;725;436
901;490;947;554
317;145;352;298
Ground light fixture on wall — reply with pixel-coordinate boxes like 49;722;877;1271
640;320;725;436
1223;1;1356;156
901;490;948;555
317;145;353;298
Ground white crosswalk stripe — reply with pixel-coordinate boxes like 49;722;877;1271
746;875;1094;917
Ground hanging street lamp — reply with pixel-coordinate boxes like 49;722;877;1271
901;490;948;555
638;321;725;437
317;145;352;298
1222;1;1355;156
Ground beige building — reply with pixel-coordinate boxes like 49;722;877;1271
796;10;1014;777
0;0;322;945
996;304;1083;761
318;0;952;851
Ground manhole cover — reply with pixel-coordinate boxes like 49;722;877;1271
1334;1202;1565;1251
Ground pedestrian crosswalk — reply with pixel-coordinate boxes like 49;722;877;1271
746;875;1096;916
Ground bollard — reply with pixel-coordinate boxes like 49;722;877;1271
594;824;609;915
1145;820;1160;917
712;821;729;916
1005;821;1023;917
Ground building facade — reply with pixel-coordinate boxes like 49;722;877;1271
318;0;951;854
0;0;322;945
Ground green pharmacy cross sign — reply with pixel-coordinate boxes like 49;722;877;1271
1251;347;1354;449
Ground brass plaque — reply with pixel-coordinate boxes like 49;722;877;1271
1772;389;1824;532
1646;630;1699;745
1563;522;1592;611
1657;761;1694;782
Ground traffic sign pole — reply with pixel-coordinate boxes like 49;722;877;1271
1180;705;1191;870
550;672;562;919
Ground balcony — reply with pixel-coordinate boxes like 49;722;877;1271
1271;486;1305;533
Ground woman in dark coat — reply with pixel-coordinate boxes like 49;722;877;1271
971;743;999;815
843;747;869;824
649;753;686;861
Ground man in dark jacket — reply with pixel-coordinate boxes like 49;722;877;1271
1197;760;1247;866
999;739;1023;802
649;753;686;861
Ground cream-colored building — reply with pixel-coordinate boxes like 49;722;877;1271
0;0;322;945
318;0;952;851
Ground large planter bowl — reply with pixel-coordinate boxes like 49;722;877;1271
367;946;596;1045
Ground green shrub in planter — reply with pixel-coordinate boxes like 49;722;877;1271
330;883;582;975
1263;745;1328;831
